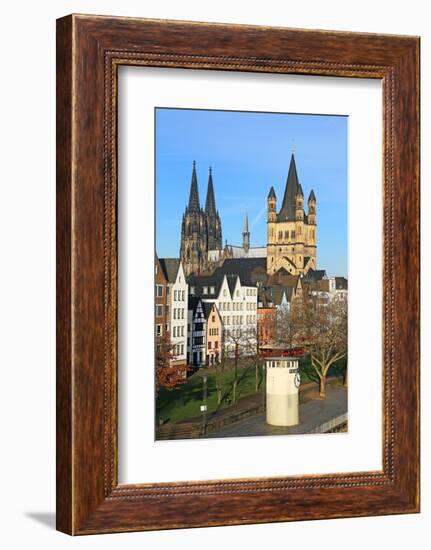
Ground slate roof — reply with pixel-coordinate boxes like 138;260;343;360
188;295;204;314
258;285;294;308
202;301;216;320
187;273;225;298
303;268;327;283
308;189;316;202
278;154;300;222
335;276;348;290
158;258;180;283
213;257;267;286
268;186;276;200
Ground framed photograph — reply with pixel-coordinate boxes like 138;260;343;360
56;14;420;534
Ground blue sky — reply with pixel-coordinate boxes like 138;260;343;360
155;108;348;277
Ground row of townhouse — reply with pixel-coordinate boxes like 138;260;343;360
155;256;347;368
187;272;258;364
156;257;258;368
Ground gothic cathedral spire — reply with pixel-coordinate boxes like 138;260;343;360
204;167;216;215
204;167;222;252
187;160;200;211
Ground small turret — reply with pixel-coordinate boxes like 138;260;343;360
295;183;304;221
267;186;277;222
307;189;316;225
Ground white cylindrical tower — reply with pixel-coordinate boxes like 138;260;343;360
266;357;300;427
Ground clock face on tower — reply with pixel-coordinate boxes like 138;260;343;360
294;372;301;388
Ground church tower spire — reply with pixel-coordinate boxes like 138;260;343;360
277;153;299;222
187;160;200;211
242;210;250;253
204;166;222;251
205;167;216;214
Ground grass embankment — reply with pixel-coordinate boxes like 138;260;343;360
156;355;346;425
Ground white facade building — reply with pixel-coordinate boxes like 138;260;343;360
159;259;188;366
188;273;258;357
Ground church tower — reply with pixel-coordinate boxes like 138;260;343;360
180;161;208;276
266;153;317;275
242;210;250;253
204;167;222;251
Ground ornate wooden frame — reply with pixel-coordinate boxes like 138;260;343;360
56;14;420;534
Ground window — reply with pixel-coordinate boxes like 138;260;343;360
210;286;215;294
182;290;185;301
215;341;218;349
278;231;282;239
203;286;208;294
180;344;184;355
292;230;296;239
190;287;195;295
156;285;164;297
212;315;215;322
156;305;163;317
194;322;204;332
173;308;177;319
208;341;212;349
223;289;227;296
156;324;162;336
174;290;177;301
284;230;289;239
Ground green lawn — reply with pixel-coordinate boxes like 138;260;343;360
156;363;263;425
156;355;347;425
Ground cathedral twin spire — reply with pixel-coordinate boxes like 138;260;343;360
187;161;218;216
181;161;223;275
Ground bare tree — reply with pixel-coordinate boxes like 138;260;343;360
214;356;225;405
276;299;305;350
302;296;348;398
223;327;259;403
